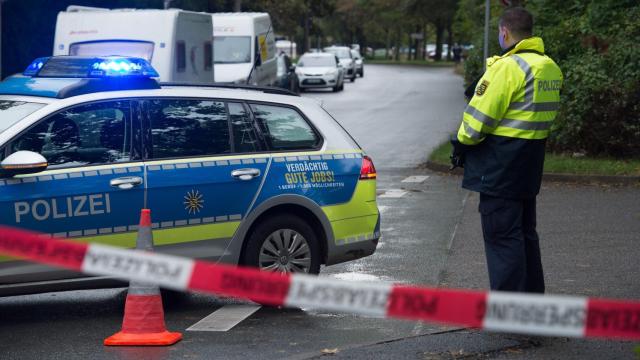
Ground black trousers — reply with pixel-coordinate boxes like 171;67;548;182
479;193;545;293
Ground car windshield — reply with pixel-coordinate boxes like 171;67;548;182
325;48;351;59
214;36;252;64
69;41;154;61
298;56;335;67
0;100;45;135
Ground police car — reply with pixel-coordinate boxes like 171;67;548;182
0;56;380;295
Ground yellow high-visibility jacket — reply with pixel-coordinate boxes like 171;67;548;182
457;37;563;198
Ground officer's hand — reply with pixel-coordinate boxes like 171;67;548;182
449;137;467;170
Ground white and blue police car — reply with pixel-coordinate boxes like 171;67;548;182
0;56;380;295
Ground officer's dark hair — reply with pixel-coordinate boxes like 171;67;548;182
499;7;533;40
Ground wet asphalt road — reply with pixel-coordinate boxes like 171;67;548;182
2;65;637;359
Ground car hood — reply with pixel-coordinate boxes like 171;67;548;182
298;66;336;75
214;63;253;83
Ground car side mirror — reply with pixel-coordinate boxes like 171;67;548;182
0;151;48;178
289;65;296;72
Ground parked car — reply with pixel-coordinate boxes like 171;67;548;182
295;52;345;92
275;53;299;94
350;49;364;77
0;55;380;296
323;46;356;82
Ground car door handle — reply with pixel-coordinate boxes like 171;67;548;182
231;168;261;181
110;176;143;190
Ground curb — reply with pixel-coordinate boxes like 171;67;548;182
423;161;640;186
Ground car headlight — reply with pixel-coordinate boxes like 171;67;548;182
295;68;303;76
325;69;337;76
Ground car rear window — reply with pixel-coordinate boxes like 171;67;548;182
250;104;320;151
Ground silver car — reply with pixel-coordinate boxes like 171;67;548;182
295;52;345;92
351;49;364;77
324;46;357;82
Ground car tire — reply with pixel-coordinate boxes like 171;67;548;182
350;75;356;83
360;69;364;77
242;214;321;274
333;84;339;92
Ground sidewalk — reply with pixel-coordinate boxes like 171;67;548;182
437;182;640;359
326;181;640;359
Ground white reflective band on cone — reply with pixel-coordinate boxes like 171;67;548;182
484;292;587;337
82;244;195;291
285;274;392;317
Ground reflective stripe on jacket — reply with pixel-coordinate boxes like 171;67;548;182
457;37;563;199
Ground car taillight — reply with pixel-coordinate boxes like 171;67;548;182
360;155;377;180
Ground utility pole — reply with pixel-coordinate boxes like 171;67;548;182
483;0;490;70
163;0;172;9
234;0;242;12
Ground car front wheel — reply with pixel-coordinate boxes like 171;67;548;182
242;215;321;274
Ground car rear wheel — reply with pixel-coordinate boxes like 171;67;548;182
242;215;321;274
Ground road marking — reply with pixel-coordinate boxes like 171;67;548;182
401;175;429;183
379;189;407;198
186;304;262;332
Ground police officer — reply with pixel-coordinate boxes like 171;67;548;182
451;7;563;293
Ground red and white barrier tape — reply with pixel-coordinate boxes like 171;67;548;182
0;226;638;341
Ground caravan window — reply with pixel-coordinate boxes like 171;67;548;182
214;36;251;64
204;41;213;71
176;41;186;72
69;41;154;61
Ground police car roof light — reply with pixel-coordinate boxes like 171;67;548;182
23;57;49;76
22;56;159;78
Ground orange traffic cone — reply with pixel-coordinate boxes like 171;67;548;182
104;209;182;346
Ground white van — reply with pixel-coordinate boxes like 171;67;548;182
53;6;214;83
212;13;276;86
276;40;297;58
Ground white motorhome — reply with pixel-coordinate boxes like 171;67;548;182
53;6;214;83
276;40;297;58
213;13;276;86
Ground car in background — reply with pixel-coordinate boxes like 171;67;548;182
350;49;364;77
295;52;344;92
323;46;356;82
275;53;299;94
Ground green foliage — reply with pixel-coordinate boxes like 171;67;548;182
530;0;640;157
459;0;640;157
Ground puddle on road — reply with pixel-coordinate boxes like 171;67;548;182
331;272;384;282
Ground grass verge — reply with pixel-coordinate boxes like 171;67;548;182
429;141;640;176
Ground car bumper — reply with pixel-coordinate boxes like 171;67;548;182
325;213;380;265
298;74;339;88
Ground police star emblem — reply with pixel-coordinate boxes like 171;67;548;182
476;80;490;96
183;189;204;214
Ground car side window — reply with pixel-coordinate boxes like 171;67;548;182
229;102;263;153
250;104;320;151
9;100;132;169
148;99;230;159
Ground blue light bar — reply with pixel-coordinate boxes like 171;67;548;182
22;56;159;78
89;58;159;78
23;57;49;76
